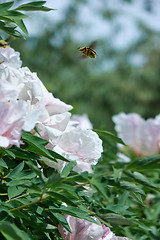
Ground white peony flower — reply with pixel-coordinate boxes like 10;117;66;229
0;65;73;124
71;114;93;129
45;128;103;173
113;112;160;156
36;112;71;140
58;215;130;240
0;46;22;69
0;100;28;148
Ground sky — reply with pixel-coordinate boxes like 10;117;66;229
12;0;160;50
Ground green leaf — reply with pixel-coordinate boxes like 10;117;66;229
0;158;8;168
94;129;125;145
0;221;31;240
3;10;30;20
51;212;71;233
124;171;159;190
127;155;160;171
61;161;76;178
113;166;122;182
0;148;16;159
8;186;24;199
130;192;145;207
50;205;98;224
14;19;28;35
120;181;145;196
46;173;61;188
0;2;14;11
7;161;24;179
47;191;77;206
21;131;56;161
90;178;108;201
103;213;133;225
48;149;69;162
15;1;54;12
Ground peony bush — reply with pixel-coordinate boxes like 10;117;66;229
0;1;159;240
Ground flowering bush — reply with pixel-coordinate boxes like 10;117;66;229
113;112;160;156
0;1;160;240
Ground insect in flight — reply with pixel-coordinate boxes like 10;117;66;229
78;41;97;59
0;36;11;48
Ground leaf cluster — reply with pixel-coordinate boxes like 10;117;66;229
0;130;160;239
0;1;54;39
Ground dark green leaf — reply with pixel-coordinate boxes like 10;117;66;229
51;212;71;233
0;221;31;240
94;129;125;145
46;173;61;188
8;186;24;199
0;158;8;168
127;155;160;171
124;171;159;190
120;181;145;196
7;161;24;179
50;205;97;224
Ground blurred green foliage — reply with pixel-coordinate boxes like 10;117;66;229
11;0;160;130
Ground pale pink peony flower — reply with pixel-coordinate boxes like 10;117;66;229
113;112;160;156
36;112;71;140
45;128;103;173
58;215;104;240
58;215;130;240
0;46;22;69
71;114;93;130
0;66;73;124
0;79;18;101
0;100;28;148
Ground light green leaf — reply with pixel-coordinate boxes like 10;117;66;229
61;161;76;178
103;213;133;225
0;2;14;12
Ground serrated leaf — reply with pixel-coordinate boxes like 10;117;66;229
94;129;125;145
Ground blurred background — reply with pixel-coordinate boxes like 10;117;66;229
10;0;160;130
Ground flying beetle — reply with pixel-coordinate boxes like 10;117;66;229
78;41;97;59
